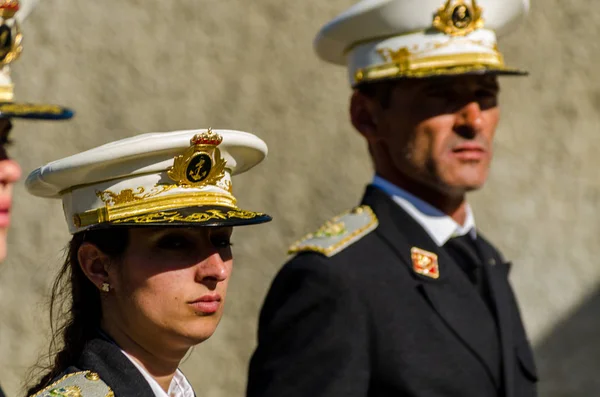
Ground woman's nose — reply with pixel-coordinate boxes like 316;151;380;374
195;252;228;284
0;159;21;186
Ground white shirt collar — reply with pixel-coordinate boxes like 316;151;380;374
372;175;476;246
120;349;195;397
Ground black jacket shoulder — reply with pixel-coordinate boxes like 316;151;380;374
29;338;155;397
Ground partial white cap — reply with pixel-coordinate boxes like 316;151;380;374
314;0;530;86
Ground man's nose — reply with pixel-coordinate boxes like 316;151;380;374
454;101;483;138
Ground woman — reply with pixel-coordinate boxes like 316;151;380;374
25;128;271;397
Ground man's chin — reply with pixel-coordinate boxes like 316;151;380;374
447;169;489;193
435;177;487;197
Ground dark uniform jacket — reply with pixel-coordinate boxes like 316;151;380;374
0;383;5;397
247;186;538;397
29;337;157;397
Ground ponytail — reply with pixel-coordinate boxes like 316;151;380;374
25;228;129;395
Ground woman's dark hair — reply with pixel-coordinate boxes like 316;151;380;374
25;228;129;395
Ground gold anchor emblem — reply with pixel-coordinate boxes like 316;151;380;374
189;157;208;181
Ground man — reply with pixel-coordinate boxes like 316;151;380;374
0;0;73;395
247;0;537;396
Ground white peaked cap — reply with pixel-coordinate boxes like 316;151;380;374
314;0;530;86
26;129;272;234
14;0;37;24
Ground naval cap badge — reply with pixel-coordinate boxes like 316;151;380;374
167;128;227;188
0;0;22;68
432;0;484;37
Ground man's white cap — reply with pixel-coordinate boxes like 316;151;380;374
314;0;530;87
26;129;272;234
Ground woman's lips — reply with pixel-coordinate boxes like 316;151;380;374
0;199;11;228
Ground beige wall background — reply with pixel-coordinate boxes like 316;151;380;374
0;0;598;396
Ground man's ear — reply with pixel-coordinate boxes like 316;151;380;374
78;242;111;291
350;90;381;143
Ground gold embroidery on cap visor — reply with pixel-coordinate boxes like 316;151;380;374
111;209;265;225
74;190;270;228
96;185;178;206
73;191;238;228
0;103;65;115
354;50;524;85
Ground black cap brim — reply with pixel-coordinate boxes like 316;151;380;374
85;205;272;230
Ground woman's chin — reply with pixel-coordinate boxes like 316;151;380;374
0;234;7;262
176;319;221;345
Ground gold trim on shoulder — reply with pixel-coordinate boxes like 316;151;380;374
433;0;484;37
84;372;100;381
29;371;114;397
168;128;227;188
288;205;378;257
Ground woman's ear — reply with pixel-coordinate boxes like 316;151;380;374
78;242;111;291
350;90;381;143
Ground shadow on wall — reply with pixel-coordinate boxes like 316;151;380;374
535;286;600;397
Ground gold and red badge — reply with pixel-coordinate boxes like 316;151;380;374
411;247;440;279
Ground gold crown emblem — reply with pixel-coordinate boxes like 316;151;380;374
0;0;19;18
433;0;484;37
0;0;22;82
190;128;223;146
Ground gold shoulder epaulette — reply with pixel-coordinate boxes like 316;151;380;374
288;205;378;257
30;371;114;397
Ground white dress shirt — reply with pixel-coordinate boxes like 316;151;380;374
120;350;195;397
372;175;476;246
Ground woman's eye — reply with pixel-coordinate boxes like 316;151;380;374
156;235;192;250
